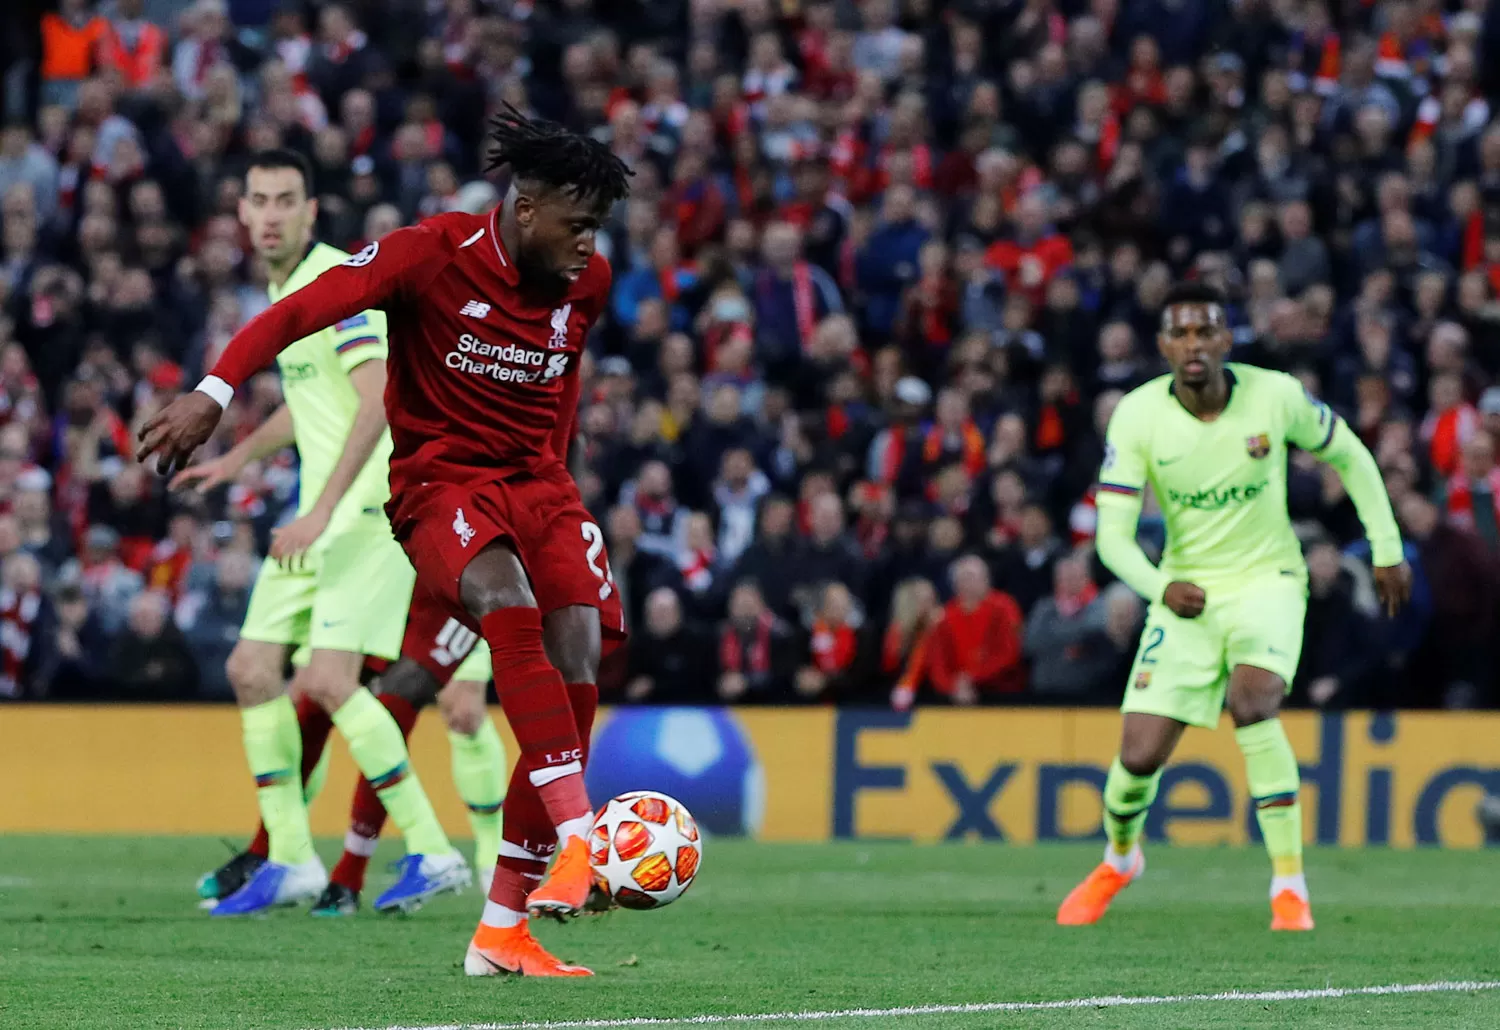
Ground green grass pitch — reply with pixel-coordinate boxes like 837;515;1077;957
2;837;1498;1030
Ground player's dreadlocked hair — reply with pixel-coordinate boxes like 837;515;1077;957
485;103;633;206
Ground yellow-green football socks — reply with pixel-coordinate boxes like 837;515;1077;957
241;696;316;866
449;718;507;869
1102;756;1160;866
1236;719;1306;893
331;687;451;856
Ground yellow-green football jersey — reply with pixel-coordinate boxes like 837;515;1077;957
1097;363;1338;589
267;242;393;536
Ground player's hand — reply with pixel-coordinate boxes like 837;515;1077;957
1372;562;1412;618
169;452;243;494
269;509;331;571
1162;581;1207;619
136;392;224;476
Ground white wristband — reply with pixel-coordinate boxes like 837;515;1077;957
194;375;234;409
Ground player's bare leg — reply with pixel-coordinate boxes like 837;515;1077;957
1058;713;1184;926
1227;665;1313;931
468;604;601;977
294;648;467;906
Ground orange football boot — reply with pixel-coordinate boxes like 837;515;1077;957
525;836;593;920
1270;889;1315;931
464;922;593;977
1056;851;1144;926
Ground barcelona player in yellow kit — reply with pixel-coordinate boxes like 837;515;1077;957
1057;282;1411;932
184;150;469;915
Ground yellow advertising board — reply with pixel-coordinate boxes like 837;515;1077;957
2;706;1496;848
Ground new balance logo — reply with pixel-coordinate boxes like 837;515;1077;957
429;618;479;667
548;303;572;349
454;507;475;547
460;300;491;319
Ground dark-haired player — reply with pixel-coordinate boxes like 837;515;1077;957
139;109;632;975
1056;282;1410;932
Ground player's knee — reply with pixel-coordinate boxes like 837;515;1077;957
1118;746;1165;778
377;658;440;710
438;683;486;736
290;664;355;712
542;606;601;685
1227;676;1285;728
226;643;282;706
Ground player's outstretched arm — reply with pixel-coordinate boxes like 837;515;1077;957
1313;426;1410;614
1290;384;1410;615
138;226;443;475
269;360;389;570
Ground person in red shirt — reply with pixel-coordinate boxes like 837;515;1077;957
138;107;632;977
984;191;1075;307
927;554;1026;702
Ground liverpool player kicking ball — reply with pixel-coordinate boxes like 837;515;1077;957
1056;282;1411;932
140;108;631;975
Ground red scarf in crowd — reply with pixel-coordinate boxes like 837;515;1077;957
809;619;857;674
1444;469;1500;530
1054;580;1098;619
791;260;817;349
720;613;775;676
877;428;908;485
922;420;986;477
679;546;716;592
0;586;41;698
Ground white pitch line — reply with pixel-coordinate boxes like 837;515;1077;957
336;979;1500;1030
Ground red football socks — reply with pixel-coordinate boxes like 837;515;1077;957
481;607;592;826
248;693;334;859
487;681;599;909
329;694;421;892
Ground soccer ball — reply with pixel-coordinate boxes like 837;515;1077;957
589;791;703;910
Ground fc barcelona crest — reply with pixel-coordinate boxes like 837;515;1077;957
1246;433;1271;459
1134;671;1152;690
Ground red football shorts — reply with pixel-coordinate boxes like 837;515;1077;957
393;473;627;685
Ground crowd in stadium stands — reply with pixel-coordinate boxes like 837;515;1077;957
0;0;1497;708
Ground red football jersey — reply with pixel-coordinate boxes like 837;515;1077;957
209;210;610;514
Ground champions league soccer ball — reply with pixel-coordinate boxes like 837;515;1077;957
589;791;703;910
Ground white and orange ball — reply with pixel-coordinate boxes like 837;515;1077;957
588;791;703;910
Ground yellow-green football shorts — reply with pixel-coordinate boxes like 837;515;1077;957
241;515;416;662
1122;573;1307;729
451;645;492;685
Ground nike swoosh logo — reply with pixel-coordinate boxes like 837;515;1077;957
321;620;344;628
1268;647;1287;657
1156;456;1184;466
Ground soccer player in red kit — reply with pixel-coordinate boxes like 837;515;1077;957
139;108;632;976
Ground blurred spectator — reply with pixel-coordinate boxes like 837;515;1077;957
927;554;1025;703
1294;540;1380;710
60;524;143;635
1398;495;1496;708
177;550;256;700
795;581;867;703
623;587;712;704
1435;431;1500;551
31;581;109;698
605;503;681;638
1024;553;1129;701
716;580;795;703
709;447;770;567
622;460;690;562
788;492;864;616
0;552;47;697
884;576;941;711
109;590;197;699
